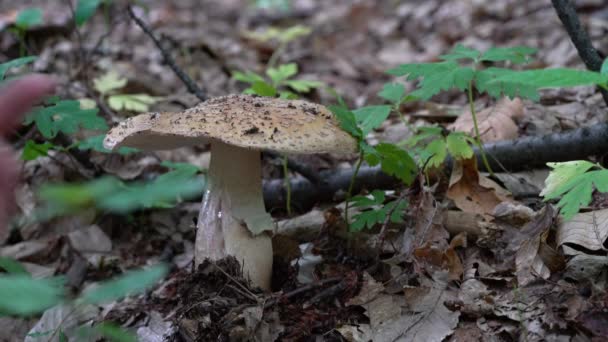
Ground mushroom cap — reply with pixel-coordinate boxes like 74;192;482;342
103;94;358;154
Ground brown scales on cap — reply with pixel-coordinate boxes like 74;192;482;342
103;94;358;154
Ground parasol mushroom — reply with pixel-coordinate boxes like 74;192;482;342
103;94;357;290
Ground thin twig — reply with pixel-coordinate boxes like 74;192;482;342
211;262;259;303
263;276;341;309
551;0;608;106
127;5;207;102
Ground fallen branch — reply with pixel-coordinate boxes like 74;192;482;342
551;0;608;106
264;123;608;211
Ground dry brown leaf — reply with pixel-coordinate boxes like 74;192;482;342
557;208;608;254
511;206;556;286
447;158;512;216
450;97;523;143
341;272;459;342
413;233;465;281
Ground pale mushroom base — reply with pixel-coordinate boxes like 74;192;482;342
195;141;274;290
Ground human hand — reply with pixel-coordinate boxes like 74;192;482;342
0;75;56;241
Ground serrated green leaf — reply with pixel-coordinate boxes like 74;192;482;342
75;0;101;26
446;132;474;160
284;79;323;93
0;56;36;80
232;70;265;84
95;322;137;342
25;100;108;139
351;210;385;231
439;44;480;62
405;126;444;147
387;199;408;223
378;83;405;105
389;62;475;100
374;143;417;185
251;81;277;97
351;190;385;207
267;63;297;85
76;135;138;155
0;257;29;275
21;140;55;161
541;161;596;198
480;46;537;64
328;105;363;140
423;139;447;169
476;67;540;100
108;94;161;112
491;68;608;88
15;8;43;30
0;275;63;316
81;265;167;304
93;71;127;94
353;105;392;136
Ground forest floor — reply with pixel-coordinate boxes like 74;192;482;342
2;0;608;341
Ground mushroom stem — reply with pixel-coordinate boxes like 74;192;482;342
195;141;273;290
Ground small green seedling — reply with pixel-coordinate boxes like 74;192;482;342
541;161;608;220
387;44;608;175
93;71;162;112
350;190;408;232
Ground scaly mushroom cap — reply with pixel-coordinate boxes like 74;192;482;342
103;94;358;154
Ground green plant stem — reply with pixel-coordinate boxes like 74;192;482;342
344;151;364;225
282;155;292;216
467;81;494;176
267;43;286;70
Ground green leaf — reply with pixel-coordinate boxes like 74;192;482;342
388;62;475;100
350;196;408;232
601;57;608;76
80;264;168;304
541;161;596;198
353;105;392;136
21;140;55;161
15;8;43;30
328;105;363;140
351;190;385;208
250;81;277;97
267;63;297;85
439;44;480;62
481;68;608;101
95;322;137;342
284;79;323;93
93;71;127;95
378;83;405;105
0;56;37;80
232;70;265;84
0;275;63;316
541;161;608;219
278;90;298;99
0;257;29;275
75;0;101;26
491;68;608;88
423;139;447;169
25;100;108;139
38;171;204;218
76;135;138;155
476;67;539;100
108;94;161;112
277;25;311;43
405;126;444;147
366;143;417;185
480;46;537;64
446;132;474;160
